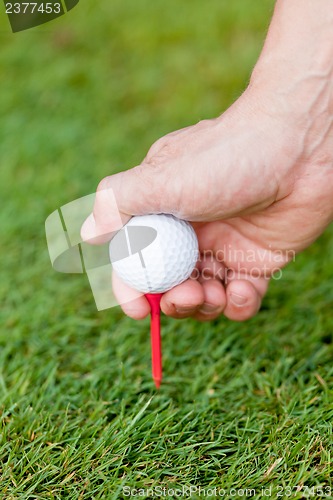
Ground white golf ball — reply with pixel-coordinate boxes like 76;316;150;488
109;214;199;293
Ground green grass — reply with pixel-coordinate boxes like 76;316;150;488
1;0;333;497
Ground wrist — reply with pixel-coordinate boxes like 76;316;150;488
247;1;333;168
253;0;333;75
249;0;333;113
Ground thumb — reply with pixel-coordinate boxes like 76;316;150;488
81;164;173;244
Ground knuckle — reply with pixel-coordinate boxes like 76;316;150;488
197;119;208;127
134;164;166;204
145;132;182;166
96;176;111;193
149;136;168;152
196;117;218;130
144;137;167;162
145;143;173;166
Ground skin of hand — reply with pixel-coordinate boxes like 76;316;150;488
81;0;333;322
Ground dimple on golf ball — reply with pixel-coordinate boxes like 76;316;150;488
109;214;199;293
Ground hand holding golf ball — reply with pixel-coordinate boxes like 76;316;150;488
82;64;332;325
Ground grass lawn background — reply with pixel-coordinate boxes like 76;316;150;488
0;0;333;497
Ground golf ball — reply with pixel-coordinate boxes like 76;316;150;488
109;214;199;293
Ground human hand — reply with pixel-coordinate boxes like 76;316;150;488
82;0;333;322
81;82;333;321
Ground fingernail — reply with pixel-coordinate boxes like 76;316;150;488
229;293;248;307
199;303;219;314
175;306;195;314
